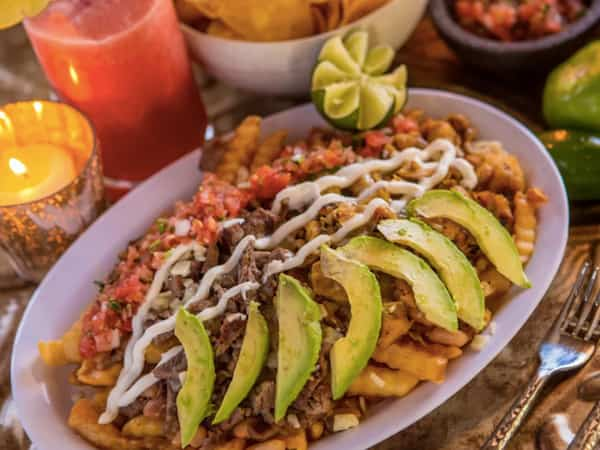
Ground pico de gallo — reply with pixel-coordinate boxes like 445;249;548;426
454;0;588;42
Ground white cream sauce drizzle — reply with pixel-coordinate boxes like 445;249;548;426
100;242;202;423
101;139;477;420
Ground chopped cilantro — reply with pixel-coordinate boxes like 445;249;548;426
108;300;122;312
93;280;105;292
156;218;168;234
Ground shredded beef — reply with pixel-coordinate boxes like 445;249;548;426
119;397;145;419
238;247;260;284
153;351;187;379
216;407;249;431
152;330;175;345
220;223;244;252
215;313;247;356
166;275;185;299
242;208;279;237
293;382;333;418
250;381;275;424
202;243;220;273
165;381;179;436
199;429;226;450
258;248;293;300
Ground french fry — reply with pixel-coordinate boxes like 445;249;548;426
68;399;147;450
250;130;288;173
76;360;122;386
39;318;83;367
348;365;419;397
425;327;470;347
373;340;448;383
122;415;164;438
378;306;411;350
247;440;286;450
38;340;69;367
425;343;463;360
310;5;328;34
284;430;308;450
309;421;324;440
216;116;262;184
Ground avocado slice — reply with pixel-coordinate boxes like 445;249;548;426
174;308;215;448
275;274;322;422
407;190;530;288
339;236;458;332
320;246;383;400
213;302;269;424
378;219;486;331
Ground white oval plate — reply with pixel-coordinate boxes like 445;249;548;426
12;89;569;450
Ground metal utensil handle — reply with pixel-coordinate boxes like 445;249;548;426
568;401;600;450
481;372;549;450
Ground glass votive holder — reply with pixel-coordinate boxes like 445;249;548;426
0;100;104;283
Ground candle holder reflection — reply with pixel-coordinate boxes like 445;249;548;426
0;101;104;283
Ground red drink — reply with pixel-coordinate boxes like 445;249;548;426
25;0;207;198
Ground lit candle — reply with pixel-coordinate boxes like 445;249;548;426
0;143;77;206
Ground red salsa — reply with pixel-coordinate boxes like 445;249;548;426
454;0;588;42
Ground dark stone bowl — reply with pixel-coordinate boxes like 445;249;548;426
430;0;600;74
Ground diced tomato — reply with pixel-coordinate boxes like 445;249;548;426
79;334;96;359
392;116;419;134
250;166;293;200
114;274;145;303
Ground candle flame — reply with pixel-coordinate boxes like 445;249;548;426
8;158;27;176
33;101;43;116
68;64;80;85
0;111;12;133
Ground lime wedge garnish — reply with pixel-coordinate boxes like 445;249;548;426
363;45;395;76
312;31;407;131
1;0;50;29
344;31;368;67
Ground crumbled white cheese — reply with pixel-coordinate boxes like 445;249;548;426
153;291;172;310
369;371;385;388
174;219;191;236
287;414;301;429
193;246;206;262
226;313;247;323
179;371;187;385
470;334;490;351
333;414;359;432
170;260;192;277
266;351;278;369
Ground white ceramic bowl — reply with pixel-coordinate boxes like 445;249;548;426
181;0;428;96
12;89;568;450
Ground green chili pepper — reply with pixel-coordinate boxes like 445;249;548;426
543;41;600;132
538;129;600;201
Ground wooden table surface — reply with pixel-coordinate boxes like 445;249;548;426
1;15;600;450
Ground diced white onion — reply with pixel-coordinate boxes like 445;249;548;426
174;219;191;236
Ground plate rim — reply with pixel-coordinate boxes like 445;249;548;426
11;88;569;450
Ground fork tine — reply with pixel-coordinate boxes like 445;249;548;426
573;266;600;335
559;261;591;332
585;291;600;341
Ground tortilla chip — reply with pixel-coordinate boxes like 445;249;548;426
341;0;389;25
206;20;243;40
311;5;328;34
215;0;315;41
174;0;220;20
326;0;343;30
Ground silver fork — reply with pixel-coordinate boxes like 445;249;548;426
482;261;600;450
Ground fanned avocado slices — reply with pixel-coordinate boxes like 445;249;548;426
213;302;269;424
339;236;458;332
275;274;322;422
407;190;531;288
378;219;486;331
175;308;215;448
320;246;383;400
